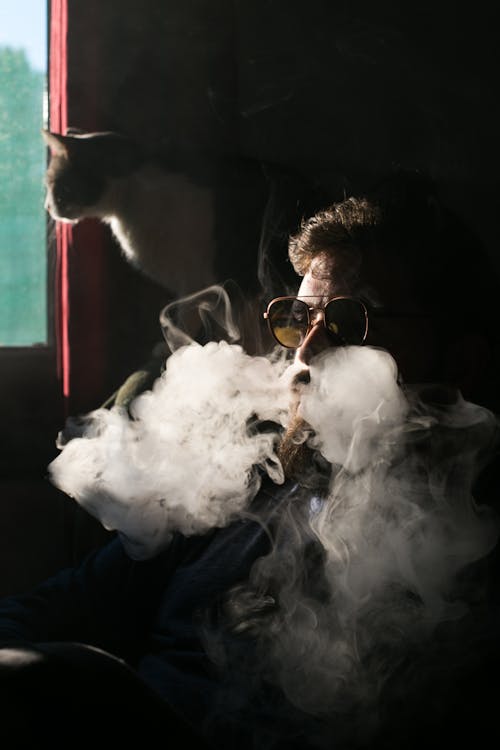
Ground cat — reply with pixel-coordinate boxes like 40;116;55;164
43;128;318;358
43;128;217;297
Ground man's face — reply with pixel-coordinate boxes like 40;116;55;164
277;249;442;482
292;250;441;388
277;252;349;482
293;254;349;370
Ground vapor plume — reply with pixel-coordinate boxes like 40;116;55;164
49;340;292;559
48;315;499;747
234;346;499;735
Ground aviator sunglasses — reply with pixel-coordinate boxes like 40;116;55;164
263;296;369;349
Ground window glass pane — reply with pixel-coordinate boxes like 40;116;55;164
0;1;47;346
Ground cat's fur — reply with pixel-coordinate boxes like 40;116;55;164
43;129;217;296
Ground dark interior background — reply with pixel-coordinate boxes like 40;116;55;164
1;0;500;596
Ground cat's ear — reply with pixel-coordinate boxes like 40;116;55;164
42;129;72;156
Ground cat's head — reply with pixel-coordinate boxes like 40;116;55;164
43;128;145;221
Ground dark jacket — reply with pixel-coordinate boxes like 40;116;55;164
1;469;499;750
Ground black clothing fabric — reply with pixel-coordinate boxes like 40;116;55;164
0;479;287;749
1;472;500;750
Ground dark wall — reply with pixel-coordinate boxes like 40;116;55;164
67;0;500;249
62;0;500;411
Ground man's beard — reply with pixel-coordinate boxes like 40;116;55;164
276;411;332;491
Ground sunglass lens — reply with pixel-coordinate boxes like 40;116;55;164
325;299;367;344
268;298;308;347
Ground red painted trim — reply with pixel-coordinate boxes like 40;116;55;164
59;225;71;402
49;0;70;407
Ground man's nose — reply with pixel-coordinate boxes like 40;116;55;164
295;319;339;366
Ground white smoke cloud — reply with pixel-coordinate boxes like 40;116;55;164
49;340;291;560
48;336;499;746
234;345;500;729
299;346;407;471
303;348;498;622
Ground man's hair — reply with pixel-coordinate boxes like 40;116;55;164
288;196;381;277
288;171;452;277
287;170;497;322
287;170;500;409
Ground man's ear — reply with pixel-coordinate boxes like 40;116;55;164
442;333;491;398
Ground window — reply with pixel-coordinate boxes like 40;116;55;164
0;3;62;479
0;1;48;346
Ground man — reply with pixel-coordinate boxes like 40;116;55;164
0;173;499;749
